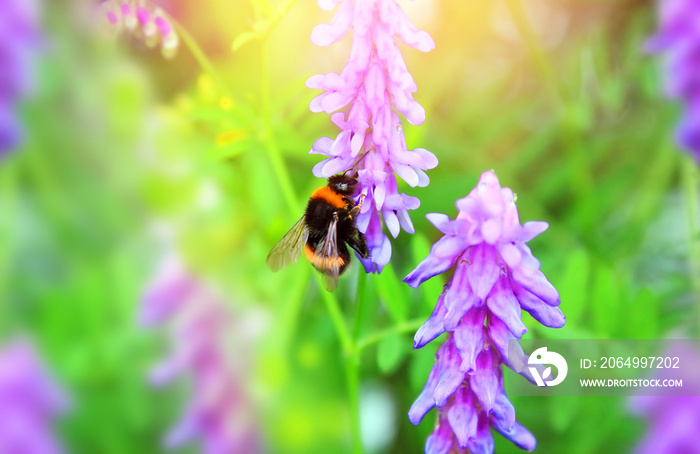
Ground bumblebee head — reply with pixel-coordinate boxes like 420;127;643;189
328;174;358;196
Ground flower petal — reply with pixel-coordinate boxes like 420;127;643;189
466;417;495;454
309;136;334;155
322;157;351;177
407;395;433;425
359;242;391;273
486;276;528;338
305;74;326;90
404;237;462;288
493;422;537;452
469;349;499;413
425;213;452;234
408;366;438;425
443;291;479;333
393;162;420;187
396;208;415;234
490;386;516;433
488;316;528;374
400;193;420;210
443;263;467;312
433;339;465;407
466;244;500;301
497;242;521;268
373;179;387;210
513;283;566;328
446;388;478;448
453;307;486;374
310;1;352;46
414;147;439;169
511;264;560;307
383;209;400;238
518;221;549;242
414;291;447;349
425;417;454;454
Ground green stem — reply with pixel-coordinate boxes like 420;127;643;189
344;352;362;454
348;272;367;453
313;276;361;454
356;318;425;351
352;272;367;340
278;266;312;351
681;157;700;330
317;279;354;354
167;15;234;100
263;129;301;215
258;38;302;215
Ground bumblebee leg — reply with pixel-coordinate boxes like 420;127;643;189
347;231;369;259
348;194;366;219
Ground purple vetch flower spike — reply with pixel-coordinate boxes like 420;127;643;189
0;0;41;157
307;0;437;273
647;0;700;163
406;170;563;452
0;339;70;454
412;336;536;454
141;257;265;454
99;0;180;59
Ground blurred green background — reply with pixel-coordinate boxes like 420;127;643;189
1;0;699;453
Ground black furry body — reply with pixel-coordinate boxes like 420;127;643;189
304;174;369;276
266;173;369;291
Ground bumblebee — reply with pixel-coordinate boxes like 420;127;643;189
266;173;369;291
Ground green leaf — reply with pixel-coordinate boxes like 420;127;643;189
376;264;409;321
556;247;591;325
377;333;408;374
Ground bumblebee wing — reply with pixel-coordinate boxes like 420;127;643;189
266;216;309;272
316;214;340;292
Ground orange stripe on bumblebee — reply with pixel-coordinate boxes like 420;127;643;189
310;186;346;209
304;244;346;271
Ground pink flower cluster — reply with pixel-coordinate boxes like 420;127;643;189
141;258;263;454
99;0;179;59
308;0;437;272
